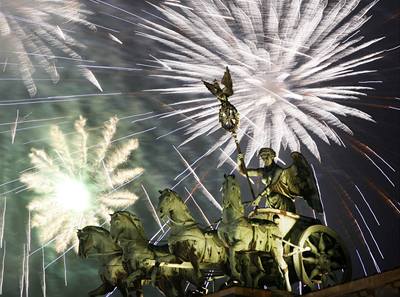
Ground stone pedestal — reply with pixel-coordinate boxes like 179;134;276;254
205;267;400;297
206;287;294;297
301;267;400;297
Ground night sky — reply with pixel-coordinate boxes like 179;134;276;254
0;1;399;296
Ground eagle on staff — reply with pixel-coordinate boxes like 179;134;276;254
203;67;256;200
202;67;239;134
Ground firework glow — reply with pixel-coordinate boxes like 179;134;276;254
20;116;144;252
139;0;385;164
0;0;102;96
0;0;397;296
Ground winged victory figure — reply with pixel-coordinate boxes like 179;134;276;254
237;148;323;213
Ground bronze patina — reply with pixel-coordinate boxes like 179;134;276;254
79;68;351;296
237;148;323;213
77;226;131;297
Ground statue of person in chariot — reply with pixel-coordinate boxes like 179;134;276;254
237;147;324;214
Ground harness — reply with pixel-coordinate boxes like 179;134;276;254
85;250;122;257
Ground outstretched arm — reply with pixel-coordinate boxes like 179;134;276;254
270;167;283;185
237;154;261;177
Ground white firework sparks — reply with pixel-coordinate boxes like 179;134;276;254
139;0;384;163
20;116;144;252
0;0;102;96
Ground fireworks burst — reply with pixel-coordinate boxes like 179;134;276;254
139;0;385;163
20;116;144;252
0;0;102;96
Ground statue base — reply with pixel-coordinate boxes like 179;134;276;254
206;287;294;297
206;267;400;297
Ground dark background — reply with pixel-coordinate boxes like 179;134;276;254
0;0;398;296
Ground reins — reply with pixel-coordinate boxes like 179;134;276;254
85;250;122;257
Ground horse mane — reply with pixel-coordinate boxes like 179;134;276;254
222;174;243;210
168;190;191;212
80;225;122;255
161;189;195;223
82;226;110;236
113;211;147;240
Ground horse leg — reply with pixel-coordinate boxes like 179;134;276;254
228;249;241;285
119;280;144;297
188;253;209;294
283;267;291;292
253;255;265;288
88;282;114;297
240;253;252;287
134;289;144;297
116;284;129;297
187;245;203;284
271;245;291;292
125;270;144;287
173;274;186;297
158;275;182;297
228;242;248;285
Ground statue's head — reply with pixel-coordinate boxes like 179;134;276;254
110;211;146;242
259;148;276;166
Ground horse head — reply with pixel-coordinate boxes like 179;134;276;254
222;174;243;213
77;228;89;258
158;188;193;224
110;211;147;242
77;226;119;258
222;174;241;202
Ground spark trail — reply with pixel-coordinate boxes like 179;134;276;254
20;116;144;252
141;184;164;232
184;187;212;227
0;198;6;249
140;0;385;165
354;218;381;273
0;242;5;295
173;145;221;210
0;0;102;96
355;248;367;277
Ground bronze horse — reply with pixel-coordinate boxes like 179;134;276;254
218;174;291;291
77;226;131;297
110;211;187;297
158;189;228;293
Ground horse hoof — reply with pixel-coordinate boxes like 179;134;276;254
187;287;208;296
223;279;241;288
186;291;201;297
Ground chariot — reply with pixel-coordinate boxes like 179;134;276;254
153;177;353;292
248;208;352;290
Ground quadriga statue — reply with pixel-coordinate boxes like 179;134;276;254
79;173;351;296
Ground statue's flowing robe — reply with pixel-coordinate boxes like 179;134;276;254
259;152;323;213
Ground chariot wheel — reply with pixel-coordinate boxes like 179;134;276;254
293;225;351;289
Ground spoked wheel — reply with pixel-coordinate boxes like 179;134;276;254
293;225;351;290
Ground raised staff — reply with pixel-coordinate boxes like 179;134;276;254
203;68;324;214
202;67;256;201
